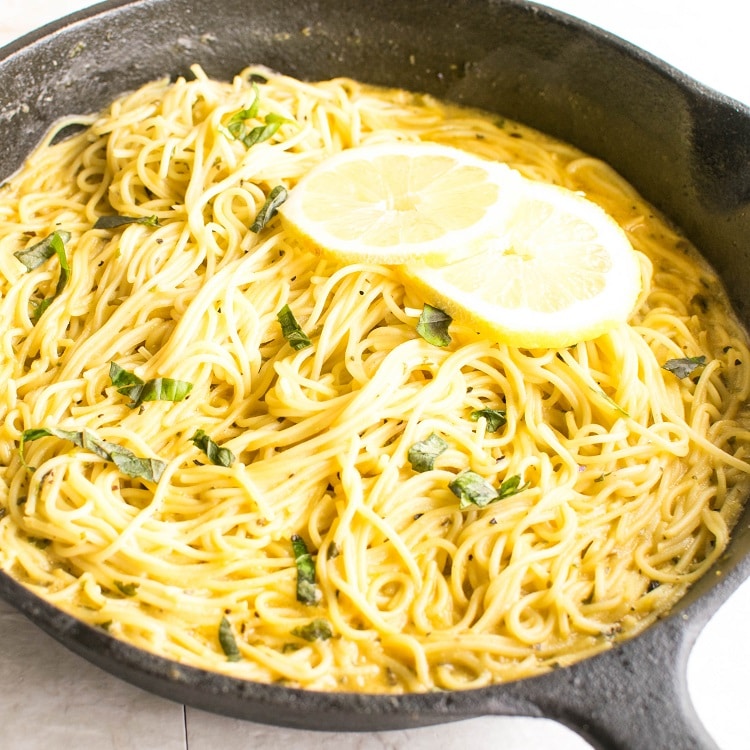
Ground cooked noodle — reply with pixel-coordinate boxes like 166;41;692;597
0;65;749;692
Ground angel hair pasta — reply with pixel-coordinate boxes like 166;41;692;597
0;65;749;692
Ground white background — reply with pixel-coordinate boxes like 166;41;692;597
0;2;748;748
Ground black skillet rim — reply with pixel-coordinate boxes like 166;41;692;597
1;2;749;748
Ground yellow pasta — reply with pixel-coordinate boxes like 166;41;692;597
0;65;749;693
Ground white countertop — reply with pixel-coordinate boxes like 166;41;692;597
0;2;748;748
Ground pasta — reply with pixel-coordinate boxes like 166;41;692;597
0;65;749;693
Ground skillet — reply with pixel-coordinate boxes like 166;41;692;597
1;1;749;748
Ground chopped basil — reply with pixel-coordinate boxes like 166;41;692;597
662;355;706;379
14;231;71;323
240;112;293;147
277;304;312;350
20;427;166;482
218;616;242;662
591;385;629;417
497;473;523;499
292;534;321;605
416;304;452;347
470;408;507;433
109;362;143;391
225;87;294;148
226;94;260;136
449;471;499;509
190;429;235;467
94;215;160;229
109;362;193;408
13;230;71;270
291;618;333;642
449;470;524;509
114;580;139;597
407;433;448;472
250;185;288;233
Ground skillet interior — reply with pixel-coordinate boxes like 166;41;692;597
1;1;749;748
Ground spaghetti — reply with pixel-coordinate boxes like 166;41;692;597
0;66;748;692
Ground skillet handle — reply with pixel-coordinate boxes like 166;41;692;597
489;611;718;750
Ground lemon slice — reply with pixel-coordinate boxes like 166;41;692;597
279;141;522;264
399;179;642;349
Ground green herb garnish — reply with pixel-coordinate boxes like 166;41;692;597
94;215;160;229
226;95;260;137
225;86;294;148
469;408;507;433
114;580;139;597
496;473;523;500
448;471;499;509
590;385;629;417
449;470;525;509
291;618;333;642
109;362;193;409
237;112;293;147
407;433;448;472
662;355;707;379
250;185;288;233
14;231;71;323
190;429;235;467
218;616;242;662
277;304;312;350
292;534;321;605
20;427;166;482
13;230;71;270
416;303;452;347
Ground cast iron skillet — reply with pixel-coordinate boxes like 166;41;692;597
1;2;749;748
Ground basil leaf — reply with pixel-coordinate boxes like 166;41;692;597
20;427;166;482
13;230;71;271
250;185;288;233
449;471;525;509
190;429;235;467
449;471;499;509
14;231;71;323
114;580;139;597
470;408;507;433
407;433;448;472
416;303;452;347
291;618;333;642
226;86;261;135
136;378;193;404
662;355;707;379
32;251;69;322
218;616;242;662
292;534;321;605
590;385;629;417
94;215;160;229
109;362;192;408
109;361;144;390
497;474;524;499
108;447;166;481
277;304;312;350
241;116;285;147
225;89;293;148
